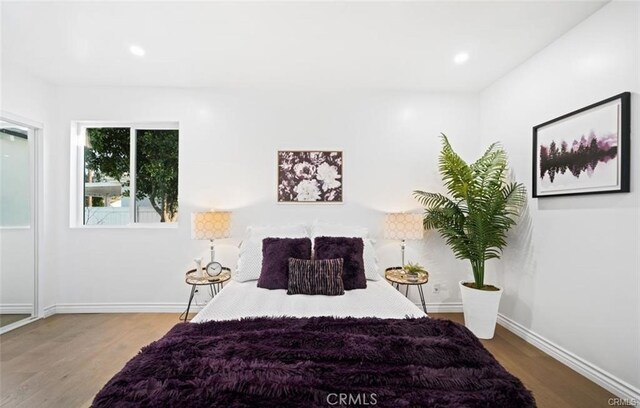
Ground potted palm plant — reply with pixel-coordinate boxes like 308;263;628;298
414;134;526;339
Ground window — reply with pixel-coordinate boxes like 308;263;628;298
75;122;179;226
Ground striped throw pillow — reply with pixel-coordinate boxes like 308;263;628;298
287;258;345;296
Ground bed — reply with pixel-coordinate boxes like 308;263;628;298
92;279;534;407
92;224;534;407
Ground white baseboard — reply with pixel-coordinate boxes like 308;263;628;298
53;303;203;314
497;313;640;402
43;304;57;318
0;304;33;314
417;302;463;313
47;302;460;315
53;302;454;315
48;302;460;315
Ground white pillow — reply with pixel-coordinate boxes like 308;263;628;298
247;224;308;240
234;224;309;282
310;220;368;240
310;221;380;281
361;239;381;281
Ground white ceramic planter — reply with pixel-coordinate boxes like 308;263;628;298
459;281;503;339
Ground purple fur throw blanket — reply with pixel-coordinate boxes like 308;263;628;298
92;317;535;408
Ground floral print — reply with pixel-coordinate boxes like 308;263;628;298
278;151;343;202
293;180;321;201
293;162;316;179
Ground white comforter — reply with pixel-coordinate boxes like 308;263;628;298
192;279;425;322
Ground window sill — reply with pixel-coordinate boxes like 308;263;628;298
71;223;179;230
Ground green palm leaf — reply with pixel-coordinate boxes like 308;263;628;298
413;134;526;288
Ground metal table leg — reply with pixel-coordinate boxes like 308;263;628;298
417;284;427;313
405;285;409;297
182;285;196;322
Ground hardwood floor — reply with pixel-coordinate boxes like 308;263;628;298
0;313;615;408
0;315;30;329
433;313;616;408
0;314;178;408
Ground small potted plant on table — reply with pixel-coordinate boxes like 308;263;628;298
403;262;426;282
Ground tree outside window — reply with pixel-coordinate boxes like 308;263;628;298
83;126;179;225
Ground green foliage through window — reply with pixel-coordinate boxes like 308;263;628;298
136;129;179;222
84;127;179;224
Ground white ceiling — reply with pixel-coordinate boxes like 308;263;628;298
1;1;607;91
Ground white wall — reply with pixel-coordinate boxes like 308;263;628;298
480;1;639;396
0;64;53;315
49;87;480;309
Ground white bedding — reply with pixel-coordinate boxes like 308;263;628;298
192;279;425;322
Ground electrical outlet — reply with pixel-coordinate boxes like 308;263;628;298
433;284;441;294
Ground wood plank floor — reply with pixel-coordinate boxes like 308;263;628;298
0;313;615;408
433;313;615;408
0;316;30;329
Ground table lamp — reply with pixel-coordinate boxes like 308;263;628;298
191;211;231;264
384;213;424;267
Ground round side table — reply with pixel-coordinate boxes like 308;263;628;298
181;267;231;321
385;266;429;313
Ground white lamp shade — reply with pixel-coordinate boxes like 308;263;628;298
191;211;231;240
384;213;424;240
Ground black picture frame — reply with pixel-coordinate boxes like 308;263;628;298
532;92;630;198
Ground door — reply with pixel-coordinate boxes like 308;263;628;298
0;118;37;332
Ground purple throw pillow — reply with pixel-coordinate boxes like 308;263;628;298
257;237;312;290
287;258;345;296
314;237;366;290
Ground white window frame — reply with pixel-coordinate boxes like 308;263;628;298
70;121;179;228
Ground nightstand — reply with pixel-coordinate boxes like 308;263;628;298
181;267;231;321
385;266;429;313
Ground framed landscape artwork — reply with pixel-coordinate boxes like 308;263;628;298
532;92;630;198
277;151;343;203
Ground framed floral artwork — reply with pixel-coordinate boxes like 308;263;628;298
277;151;343;203
532;92;630;198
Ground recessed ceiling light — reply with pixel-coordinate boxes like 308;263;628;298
453;52;469;65
129;45;145;57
